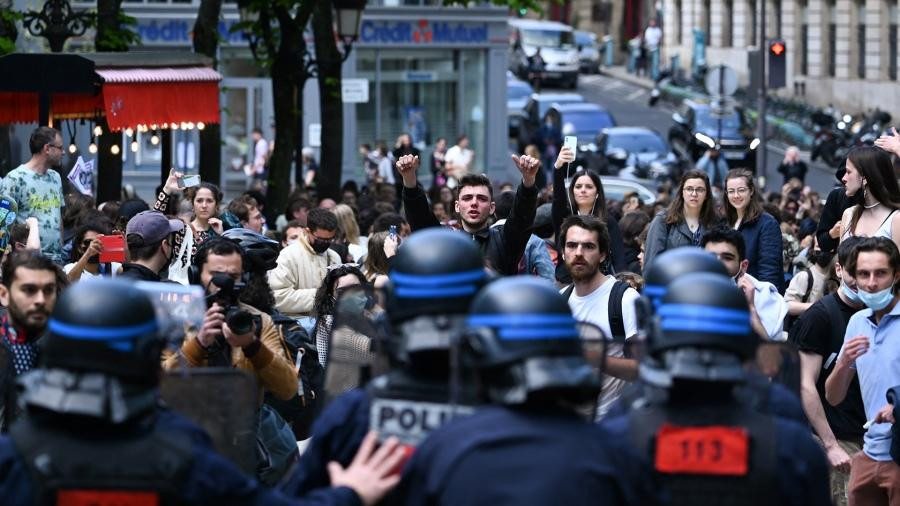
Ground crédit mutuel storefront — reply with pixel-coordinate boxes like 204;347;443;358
304;4;512;181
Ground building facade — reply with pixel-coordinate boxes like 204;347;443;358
661;0;900;116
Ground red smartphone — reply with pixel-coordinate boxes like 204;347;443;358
98;234;126;264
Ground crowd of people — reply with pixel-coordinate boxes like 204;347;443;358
0;124;898;505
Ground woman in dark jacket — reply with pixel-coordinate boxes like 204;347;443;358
723;168;784;291
643;170;720;276
553;147;627;279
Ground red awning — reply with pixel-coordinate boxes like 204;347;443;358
0;65;222;131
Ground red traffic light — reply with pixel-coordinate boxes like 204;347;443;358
769;41;786;56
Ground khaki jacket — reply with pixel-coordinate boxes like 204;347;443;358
268;237;341;318
163;303;297;402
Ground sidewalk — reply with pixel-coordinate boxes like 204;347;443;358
597;66;655;90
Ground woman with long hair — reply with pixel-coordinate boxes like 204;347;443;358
553;147;627;275
362;231;399;291
839;146;900;251
311;264;369;367
332;204;365;262
642;170;720;275
723;168;784;290
186;182;224;244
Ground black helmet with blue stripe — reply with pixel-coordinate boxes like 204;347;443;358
643;247;729;310
644;272;757;385
42;278;162;385
464;276;601;406
384;228;487;362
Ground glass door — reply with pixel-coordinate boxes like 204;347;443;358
220;78;272;192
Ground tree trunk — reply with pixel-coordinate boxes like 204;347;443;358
95;0;126;52
266;24;305;225
0;1;17;176
312;0;343;201
192;0;223;188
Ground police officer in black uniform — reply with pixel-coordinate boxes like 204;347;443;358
614;247;807;424
0;278;405;506
282;228;488;497
393;276;667;506
602;272;830;506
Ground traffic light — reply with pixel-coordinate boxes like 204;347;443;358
768;40;786;89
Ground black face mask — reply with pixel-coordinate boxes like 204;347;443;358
311;239;331;254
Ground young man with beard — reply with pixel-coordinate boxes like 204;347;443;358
0;251;66;428
702;226;788;340
790;237;867;506
395;153;539;275
559;215;640;419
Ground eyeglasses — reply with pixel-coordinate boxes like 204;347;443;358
726;187;750;196
683;186;707;195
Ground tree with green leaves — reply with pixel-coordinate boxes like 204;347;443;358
0;2;18;175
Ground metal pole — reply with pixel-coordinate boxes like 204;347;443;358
717;66;724;146
756;0;767;182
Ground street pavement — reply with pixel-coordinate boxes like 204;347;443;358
568;73;841;197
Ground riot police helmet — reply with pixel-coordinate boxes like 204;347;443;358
384;228;487;361
464;276;601;406
644;272;757;386
643;246;729;310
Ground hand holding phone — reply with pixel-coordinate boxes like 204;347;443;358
563;136;578;154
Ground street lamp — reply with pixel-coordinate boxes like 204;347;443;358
334;0;367;46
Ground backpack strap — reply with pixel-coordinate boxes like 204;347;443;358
562;284;575;300
799;268;814;303
608;281;629;340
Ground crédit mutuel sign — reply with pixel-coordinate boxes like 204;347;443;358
360;19;489;45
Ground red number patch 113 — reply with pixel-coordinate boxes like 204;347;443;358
654;424;749;476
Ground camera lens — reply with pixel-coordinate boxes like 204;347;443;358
226;307;254;335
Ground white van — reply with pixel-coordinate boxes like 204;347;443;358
509;19;579;89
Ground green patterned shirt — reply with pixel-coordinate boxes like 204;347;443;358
1;165;64;263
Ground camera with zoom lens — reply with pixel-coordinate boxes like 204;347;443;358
207;273;259;336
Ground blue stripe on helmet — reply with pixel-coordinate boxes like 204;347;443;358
394;285;479;298
660;319;750;335
644;284;666;298
48;319;158;341
389;269;486;287
658;304;749;323
467;314;577;328
498;327;580;340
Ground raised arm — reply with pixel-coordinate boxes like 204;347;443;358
396;155;440;231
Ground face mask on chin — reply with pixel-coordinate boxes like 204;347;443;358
840;281;862;305
857;285;896;311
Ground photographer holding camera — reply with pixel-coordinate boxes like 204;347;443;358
163;238;296;402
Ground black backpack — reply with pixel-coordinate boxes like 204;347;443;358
562;281;630;340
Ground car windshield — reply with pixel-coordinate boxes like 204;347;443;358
538;97;583;117
694;109;742;131
562;111;614;135
607;131;667;154
574;32;594;46
522;29;575;49
508;82;533;101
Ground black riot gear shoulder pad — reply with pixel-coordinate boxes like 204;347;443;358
643;247;729;309
42;278;162;385
386;228;486;324
464;276;600;406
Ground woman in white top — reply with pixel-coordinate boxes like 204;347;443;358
839;146;900;252
332;204;366;262
64;217;121;282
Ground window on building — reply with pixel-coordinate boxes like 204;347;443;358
723;0;734;46
703;0;711;41
857;1;866;78
676;0;683;44
828;0;836;77
774;0;783;38
891;1;898;80
800;0;809;75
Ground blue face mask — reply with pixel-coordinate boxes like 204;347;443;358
857;286;896;311
840;281;862;305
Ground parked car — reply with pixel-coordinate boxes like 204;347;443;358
507;77;534;138
574;30;601;74
508;19;580;89
517;92;585;151
596;127;685;181
599;176;657;205
668;99;759;169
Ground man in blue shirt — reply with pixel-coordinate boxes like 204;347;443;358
825;237;900;505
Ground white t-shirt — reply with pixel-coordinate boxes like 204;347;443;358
644;26;663;49
564;276;640;419
445;145;474;172
63;262;122;280
377;157;395;184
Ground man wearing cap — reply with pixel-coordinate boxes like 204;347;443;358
120;210;184;282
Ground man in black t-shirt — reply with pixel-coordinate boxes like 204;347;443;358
790;237;867;506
